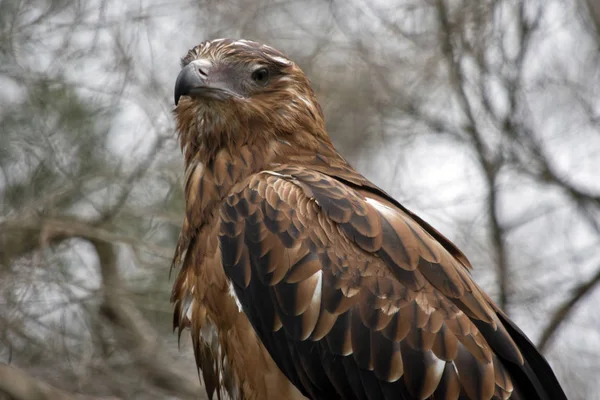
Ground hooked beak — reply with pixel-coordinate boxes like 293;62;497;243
174;59;241;105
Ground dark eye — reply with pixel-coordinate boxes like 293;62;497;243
251;67;270;85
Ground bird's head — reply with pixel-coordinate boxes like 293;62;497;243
174;39;328;162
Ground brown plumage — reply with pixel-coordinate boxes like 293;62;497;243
170;39;567;400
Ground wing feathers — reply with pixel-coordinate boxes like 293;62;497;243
326;311;353;356
432;325;460;361
433;363;461;400
399;344;445;398
351;309;374;370
358;290;394;331
285;250;321;283
454;342;496;400
179;165;563;399
371;331;403;382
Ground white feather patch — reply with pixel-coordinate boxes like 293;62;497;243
185;297;195;321
262;170;294;179
199;321;219;357
232;40;253;47
431;357;446;388
301;270;323;341
365;197;402;224
310;270;323;312
268;55;292;65
229;281;243;312
297;95;315;110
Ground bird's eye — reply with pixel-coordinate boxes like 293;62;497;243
251;67;270;85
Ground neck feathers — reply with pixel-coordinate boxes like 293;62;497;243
174;86;334;231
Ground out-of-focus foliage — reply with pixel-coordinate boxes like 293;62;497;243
0;0;599;399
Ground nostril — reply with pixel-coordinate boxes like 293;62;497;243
197;67;208;78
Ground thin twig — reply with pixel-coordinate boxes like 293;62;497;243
0;363;116;400
538;265;600;353
434;0;510;310
89;239;203;400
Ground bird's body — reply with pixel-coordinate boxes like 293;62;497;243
171;39;567;400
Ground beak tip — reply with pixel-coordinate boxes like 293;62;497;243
174;62;203;107
174;59;237;104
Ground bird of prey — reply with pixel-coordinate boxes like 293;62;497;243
170;39;567;400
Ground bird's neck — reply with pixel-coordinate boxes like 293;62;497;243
181;142;267;228
180;133;343;230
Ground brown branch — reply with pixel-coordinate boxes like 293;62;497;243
97;135;167;224
89;239;204;400
2;215;203;398
434;0;510;310
486;176;509;310
513;129;600;234
0;363;115;400
0;215;172;261
538;265;600;353
583;0;600;37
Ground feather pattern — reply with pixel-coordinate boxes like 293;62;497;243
170;39;567;400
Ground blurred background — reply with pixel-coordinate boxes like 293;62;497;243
1;0;599;398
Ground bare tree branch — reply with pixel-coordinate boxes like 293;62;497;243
89;239;204;400
1;215;173;261
538;265;600;353
434;0;511;310
2;215;203;398
0;363;115;400
583;0;600;36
